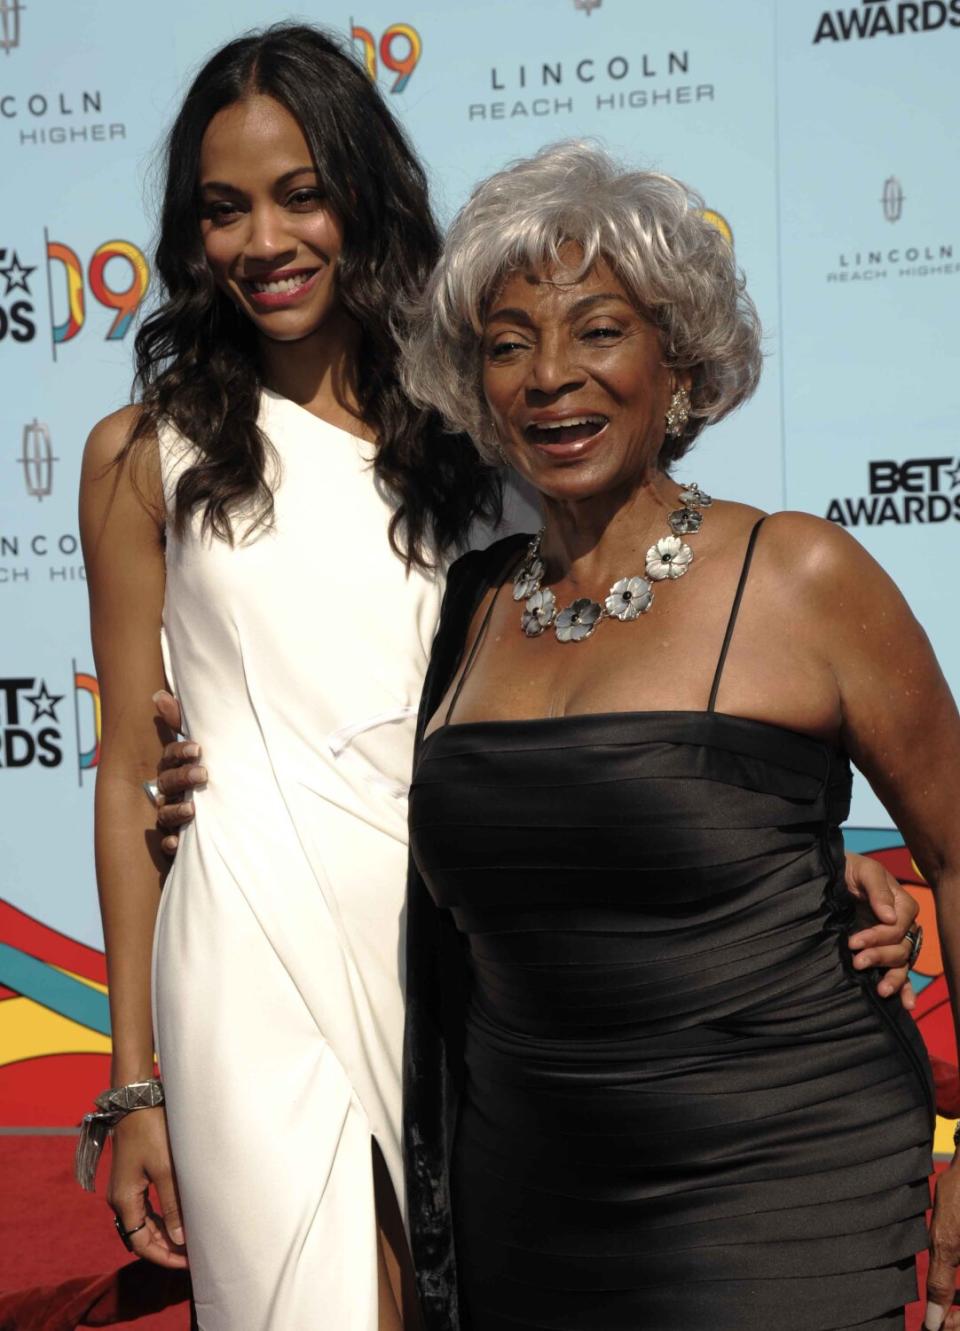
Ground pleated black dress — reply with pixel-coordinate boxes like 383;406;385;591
403;529;934;1331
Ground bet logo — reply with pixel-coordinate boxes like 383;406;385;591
0;247;37;343
868;458;960;494
0;677;63;769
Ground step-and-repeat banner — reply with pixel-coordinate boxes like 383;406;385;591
1;0;957;1132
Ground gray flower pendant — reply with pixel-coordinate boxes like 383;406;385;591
513;557;545;602
521;587;557;637
555;598;603;643
679;484;712;508
604;576;653;621
669;507;703;536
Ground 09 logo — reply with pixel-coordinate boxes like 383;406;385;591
351;22;422;92
47;235;150;345
0;235;150;357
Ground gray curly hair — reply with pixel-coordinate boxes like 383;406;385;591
400;140;763;467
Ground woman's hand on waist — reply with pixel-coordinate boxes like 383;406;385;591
152;690;204;856
843;850;919;1009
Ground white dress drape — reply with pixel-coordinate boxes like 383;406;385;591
152;390;443;1330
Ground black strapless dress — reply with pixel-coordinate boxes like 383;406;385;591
403;535;933;1331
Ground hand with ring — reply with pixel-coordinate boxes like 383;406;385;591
844;851;923;1009
114;1214;148;1251
107;1104;188;1268
905;924;924;970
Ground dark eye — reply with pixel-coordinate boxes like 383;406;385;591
286;189;325;210
488;338;527;359
583;325;622;341
201;201;241;226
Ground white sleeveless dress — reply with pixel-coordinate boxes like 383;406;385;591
152;389;443;1331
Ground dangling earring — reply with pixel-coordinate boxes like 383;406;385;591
665;387;691;438
491;439;508;466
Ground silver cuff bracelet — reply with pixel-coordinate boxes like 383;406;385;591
75;1078;165;1192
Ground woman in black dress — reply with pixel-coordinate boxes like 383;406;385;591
400;143;960;1331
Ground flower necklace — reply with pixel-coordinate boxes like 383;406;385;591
513;483;712;643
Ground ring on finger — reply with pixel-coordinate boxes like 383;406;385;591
905;924;924;969
114;1215;148;1251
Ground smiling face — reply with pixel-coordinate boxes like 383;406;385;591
481;252;686;504
198;94;345;344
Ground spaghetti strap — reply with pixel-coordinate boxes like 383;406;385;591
707;517;767;713
444;544;526;726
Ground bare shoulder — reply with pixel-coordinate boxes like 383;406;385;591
81;404;164;526
758;509;883;582
83;404;147;470
757;510;916;640
705;503;873;578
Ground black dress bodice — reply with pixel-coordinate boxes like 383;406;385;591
415;709;858;1044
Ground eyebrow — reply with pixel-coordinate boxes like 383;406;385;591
485;306;535;327
199;166;318;194
485;292;633;324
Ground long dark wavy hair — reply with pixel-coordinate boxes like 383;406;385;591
130;23;501;567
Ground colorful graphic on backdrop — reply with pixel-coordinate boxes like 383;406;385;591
351;21;422;91
0;899;111;1127
46;235;149;354
844;830;958;1153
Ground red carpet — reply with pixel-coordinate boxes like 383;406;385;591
0;1136;942;1329
0;1138;189;1329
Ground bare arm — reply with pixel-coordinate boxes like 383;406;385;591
80;408;186;1266
786;514;960;1327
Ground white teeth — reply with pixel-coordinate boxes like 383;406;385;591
531;416;606;431
250;274;312;294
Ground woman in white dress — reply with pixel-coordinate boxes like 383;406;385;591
81;23;921;1331
79;25;498;1331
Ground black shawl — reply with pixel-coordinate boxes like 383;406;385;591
402;534;528;1331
